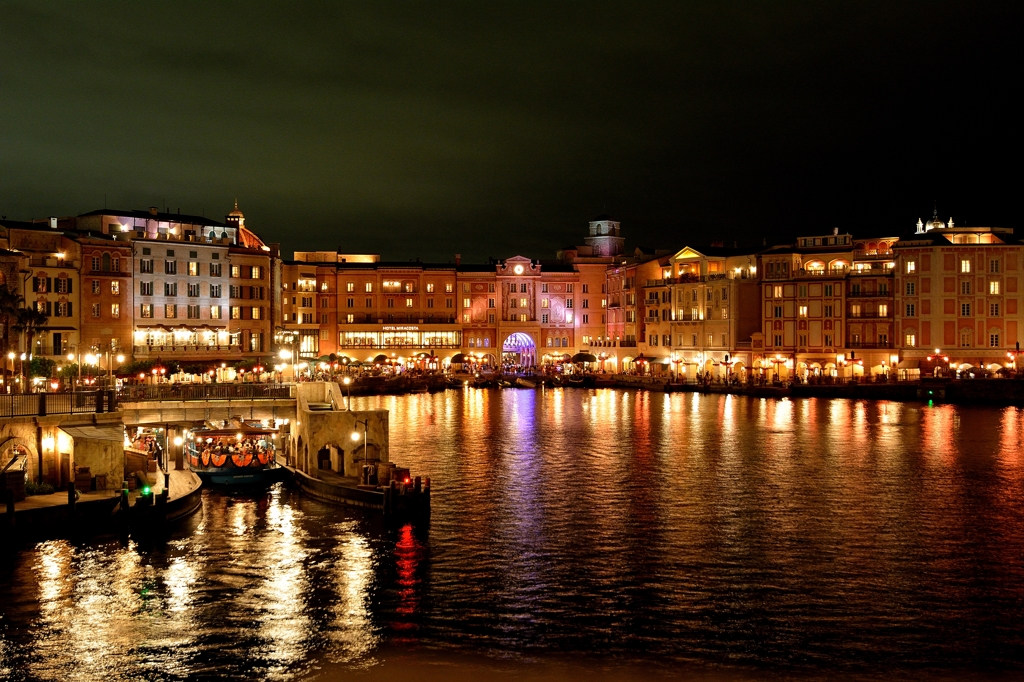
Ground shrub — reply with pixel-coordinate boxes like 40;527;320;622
25;480;55;496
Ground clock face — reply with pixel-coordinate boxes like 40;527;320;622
513;264;524;275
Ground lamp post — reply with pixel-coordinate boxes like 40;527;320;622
342;376;352;410
927;348;949;377
351;418;369;482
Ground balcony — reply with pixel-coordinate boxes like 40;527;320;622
798;267;849;278
849;264;895;276
133;344;242;355
847;290;892;298
846;312;893;319
853;249;895;260
846;341;894;349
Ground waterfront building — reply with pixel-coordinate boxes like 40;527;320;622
756;229;899;381
893;212;1022;375
0;220;85;368
1;204;278;371
655;244;761;380
77;233;133;360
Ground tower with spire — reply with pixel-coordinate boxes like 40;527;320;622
225;199;245;230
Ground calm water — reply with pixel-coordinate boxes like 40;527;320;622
2;389;1024;680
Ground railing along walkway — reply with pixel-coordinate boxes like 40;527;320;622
0;391;116;418
118;384;293;403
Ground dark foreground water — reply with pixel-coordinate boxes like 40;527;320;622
2;389;1024;681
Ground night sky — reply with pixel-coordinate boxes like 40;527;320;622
2;1;1021;262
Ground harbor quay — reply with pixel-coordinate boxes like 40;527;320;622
0;380;431;541
2;368;1022;541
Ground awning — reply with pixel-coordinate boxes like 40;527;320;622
571;352;598;363
450;353;468;364
898;359;919;369
372;354;390;364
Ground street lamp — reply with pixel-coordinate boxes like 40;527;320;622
342;375;352;410
351;418;369;482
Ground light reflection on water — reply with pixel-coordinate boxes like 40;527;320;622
1;389;1024;679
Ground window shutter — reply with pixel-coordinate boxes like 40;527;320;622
46;301;53;316
47;278;52;293
67;302;72;316
67;279;72;293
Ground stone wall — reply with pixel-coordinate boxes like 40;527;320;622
292;382;389;478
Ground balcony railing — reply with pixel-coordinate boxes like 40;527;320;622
119;383;293;403
32;346;70;357
338;314;458;324
799;267;849;278
847;290;892;298
853;249;895;260
0;390;116;418
846;312;893;319
845;341;894;349
134;344;242;355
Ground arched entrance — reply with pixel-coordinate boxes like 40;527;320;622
502;332;537;369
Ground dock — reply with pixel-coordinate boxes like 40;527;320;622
1;467;203;539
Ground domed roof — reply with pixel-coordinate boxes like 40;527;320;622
228;199;244;217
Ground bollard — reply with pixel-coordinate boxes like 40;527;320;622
414;476;421;494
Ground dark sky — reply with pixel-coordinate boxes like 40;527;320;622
2;1;1021;262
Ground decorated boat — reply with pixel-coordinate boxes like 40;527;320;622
185;419;286;487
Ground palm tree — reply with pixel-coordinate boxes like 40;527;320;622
0;284;24;354
14;306;49;360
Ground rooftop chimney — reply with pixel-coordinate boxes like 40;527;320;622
49;216;57;229
455;253;462;265
149;206;158;216
710;239;723;248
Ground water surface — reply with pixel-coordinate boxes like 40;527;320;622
2;389;1023;680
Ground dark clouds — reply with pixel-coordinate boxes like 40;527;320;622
1;1;1020;260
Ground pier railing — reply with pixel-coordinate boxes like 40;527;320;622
0;390;117;418
118;384;294;403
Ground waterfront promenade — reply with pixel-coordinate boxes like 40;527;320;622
1;467;201;538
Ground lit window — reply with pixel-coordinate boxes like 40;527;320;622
961;259;971;273
906;260;916;273
111;304;119;318
798;305;807;317
990;281;1000;295
111;281;119;295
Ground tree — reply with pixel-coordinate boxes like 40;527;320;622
27;357;56;378
0;284;24;354
13;306;49;359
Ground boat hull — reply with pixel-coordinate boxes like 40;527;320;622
191;464;287;488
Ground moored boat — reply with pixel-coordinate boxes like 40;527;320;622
186;420;286;487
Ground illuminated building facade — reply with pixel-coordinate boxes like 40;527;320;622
893;213;1021;375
